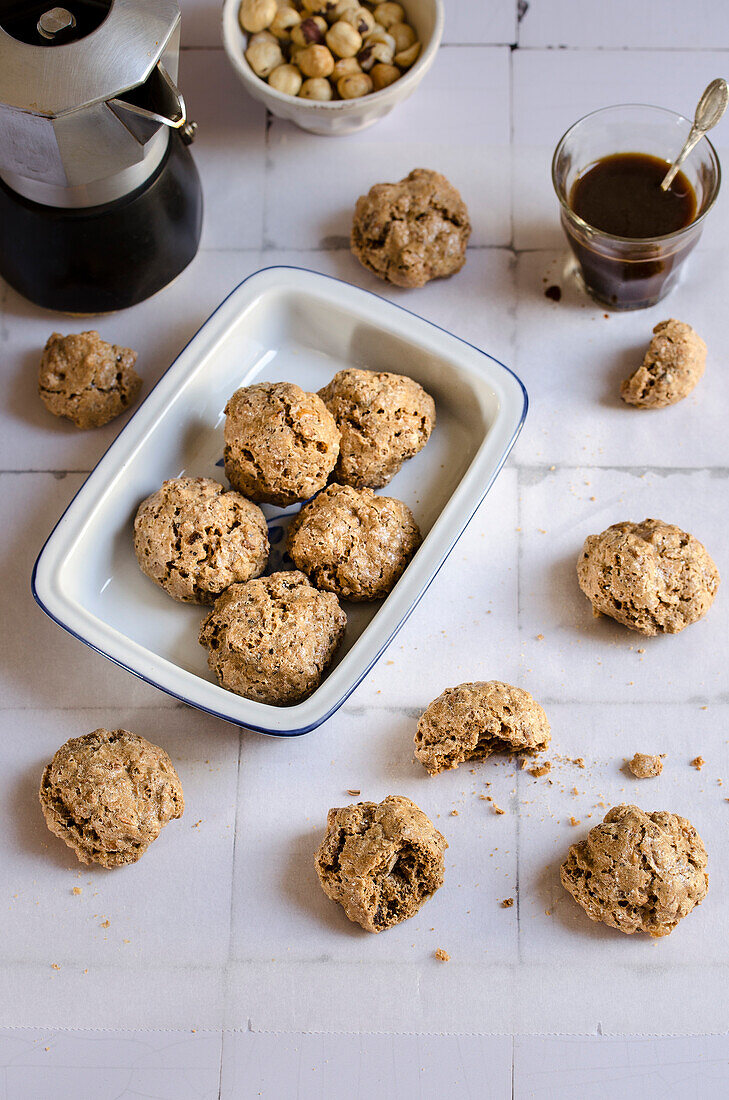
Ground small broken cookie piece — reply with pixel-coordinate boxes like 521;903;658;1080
621;319;706;408
315;795;447;933
198;570;346;705
414;681;551;776
628;753;663;779
319;368;435;489
351;168;471;288
38;331;141;430
577;518;719;636
560;804;708;937
134;477;269;604
39;729;183;868
224;381;340;506
287;483;421;600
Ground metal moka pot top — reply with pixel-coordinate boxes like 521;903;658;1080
0;0;194;207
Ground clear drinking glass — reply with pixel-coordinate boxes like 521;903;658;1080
552;104;721;311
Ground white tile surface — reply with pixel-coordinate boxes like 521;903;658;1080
519;0;723;49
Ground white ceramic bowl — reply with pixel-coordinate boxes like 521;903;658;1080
33;267;527;736
221;0;444;135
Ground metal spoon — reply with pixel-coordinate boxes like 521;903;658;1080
661;78;728;191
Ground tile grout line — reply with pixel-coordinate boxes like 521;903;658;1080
220;728;245;1039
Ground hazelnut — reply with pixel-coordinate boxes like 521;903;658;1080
268;62;303;96
337;72;373;98
340;5;376;36
245;35;284;77
298;43;335;78
238;0;277;34
299;76;334;100
364;27;397;49
331;56;361;81
301;0;337;13
269;5;301;41
327;0;357;22
358;39;395;71
394;40;420;68
373;2;405;28
291;15;327;45
326;20;362;58
370;61;400;90
389;21;416;52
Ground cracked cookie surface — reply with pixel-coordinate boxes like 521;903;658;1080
287;483;421;600
198;570;346;705
318;368;435;489
577;518;719;636
351;168;471;287
38;331;141;430
133;477;269;604
621;319;706;408
39;728;184;868
223;381;340;507
315;795;447;933
414;681;551;775
561;804;708;936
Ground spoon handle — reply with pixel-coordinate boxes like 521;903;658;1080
661;125;704;192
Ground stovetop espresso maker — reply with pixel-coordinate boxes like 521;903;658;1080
0;0;203;313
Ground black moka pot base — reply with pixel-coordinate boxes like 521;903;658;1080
0;132;203;315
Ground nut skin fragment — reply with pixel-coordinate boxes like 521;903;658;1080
319;368;435;490
198;571;346;705
629;753;663;779
560;804;708;937
351;169;471;288
577;518;720;636
134;477;269;604
414;681;551;776
287;483;421;600
38;331;141;430
224;381;340;507
39;729;183;868
621;320;706;408
315;795;447;933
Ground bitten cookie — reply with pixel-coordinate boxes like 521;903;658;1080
315;795;447;932
287;483;421;600
38;331;141;430
351;168;471;287
224;381;340;506
198;570;346;705
319;368;435;489
561;804;708;937
414;681;551;775
621;319;707;408
577;518;719;636
134;477;269;604
39;728;183;868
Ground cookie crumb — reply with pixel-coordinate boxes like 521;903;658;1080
51;963;61;971
628;753;663;779
573;757;585;769
491;801;505;815
501;898;514;908
536;633;544;641
544;285;562;302
528;761;551;778
450;809;459;816
569;816;581;827
100;919;110;929
434;948;450;962
192;820;203;828
691;756;705;771
72;887;82;896
346;789;361;797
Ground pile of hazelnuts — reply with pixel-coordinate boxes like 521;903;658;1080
240;0;421;101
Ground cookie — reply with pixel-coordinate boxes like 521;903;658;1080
224;381;340;507
315;795;447;932
577;518;719;636
38;331;141;430
198;570;346;705
133;477;269;604
287;483;421;600
318;368;435;489
414;681;551;775
621;319;706;408
628;753;663;779
39;728;183;868
351;168;471;287
561;804;708;937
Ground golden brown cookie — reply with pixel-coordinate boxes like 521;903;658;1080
38;331;141;430
224;381;340;506
318;368;435;489
561;804;708;936
315;795;447;932
621;319;706;408
287;483;421;600
577;518;719;636
39;728;183;868
198;570;346;705
133;477;269;604
414;681;551;775
351;168;471;287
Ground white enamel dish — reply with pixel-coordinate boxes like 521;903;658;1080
32;267;527;735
